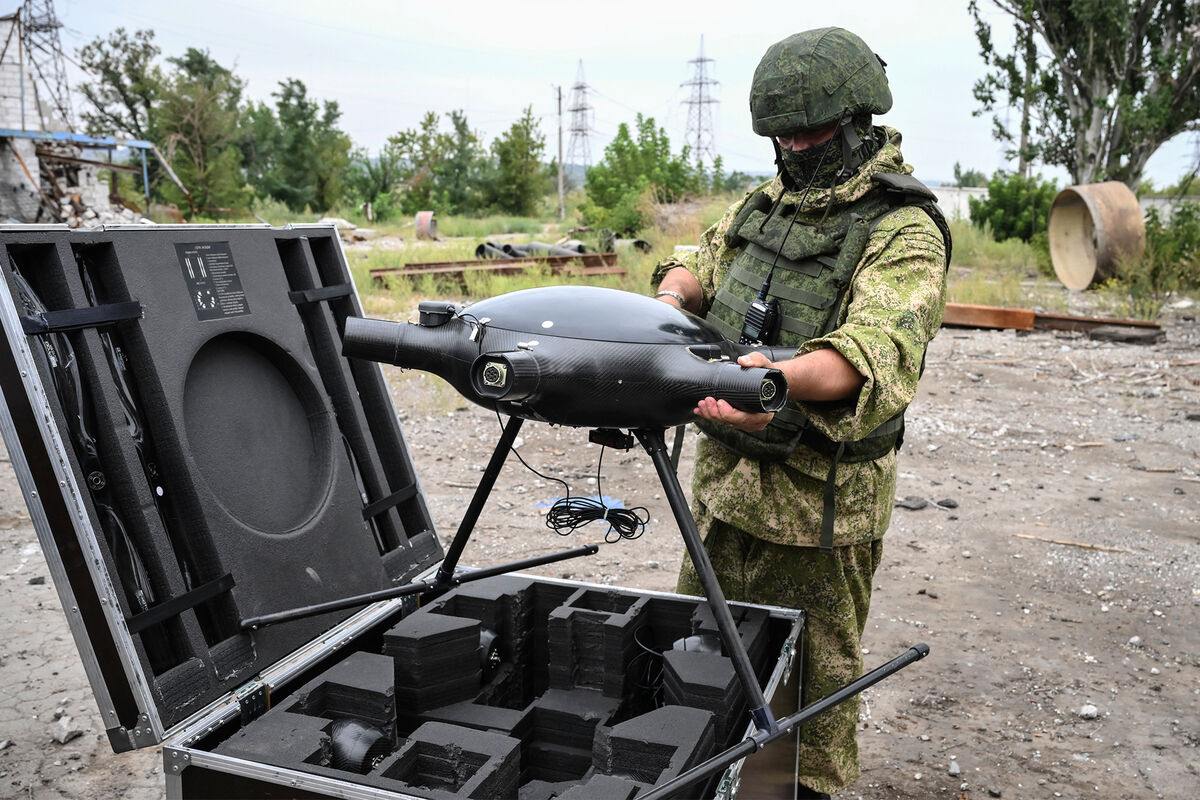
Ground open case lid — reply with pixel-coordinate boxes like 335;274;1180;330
0;223;443;751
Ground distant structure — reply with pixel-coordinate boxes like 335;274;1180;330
681;35;718;167
0;1;178;224
19;0;73;130
0;10;49;219
565;60;593;170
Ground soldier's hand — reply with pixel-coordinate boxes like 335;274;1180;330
735;352;774;369
694;397;775;432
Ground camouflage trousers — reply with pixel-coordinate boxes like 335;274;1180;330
676;505;884;795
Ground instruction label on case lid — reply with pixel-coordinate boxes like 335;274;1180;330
175;241;250;321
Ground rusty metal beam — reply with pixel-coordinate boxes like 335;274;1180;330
369;252;620;287
34;150;140;173
942;303;1161;333
1031;311;1161;333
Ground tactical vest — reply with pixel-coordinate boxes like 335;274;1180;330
696;172;951;549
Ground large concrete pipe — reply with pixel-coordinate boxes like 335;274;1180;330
1048;181;1145;290
414;210;438;240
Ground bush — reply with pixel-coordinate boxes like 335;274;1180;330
583;115;703;234
1148;201;1200;277
968;171;1057;243
1117;202;1200;301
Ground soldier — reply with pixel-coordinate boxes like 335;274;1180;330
652;28;951;798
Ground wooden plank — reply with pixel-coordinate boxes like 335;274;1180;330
941;303;1162;333
1033;310;1160;333
942;302;1036;331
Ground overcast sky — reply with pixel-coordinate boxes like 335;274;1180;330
55;0;1197;186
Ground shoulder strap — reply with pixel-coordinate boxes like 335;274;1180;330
724;190;774;249
873;172;938;203
870;173;953;268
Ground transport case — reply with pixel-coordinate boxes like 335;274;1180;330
0;224;802;799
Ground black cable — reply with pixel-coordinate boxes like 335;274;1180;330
548;445;649;543
494;412;648;544
630;625;665;708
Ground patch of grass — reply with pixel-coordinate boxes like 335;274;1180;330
436;214;551;238
1085;280;1176;321
943;219;1070;311
946;265;1026;308
346;200;1100;320
949;219;1046;274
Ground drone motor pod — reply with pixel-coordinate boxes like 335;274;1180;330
471;349;542;402
706;359;788;413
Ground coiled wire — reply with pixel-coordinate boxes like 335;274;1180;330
497;413;649;543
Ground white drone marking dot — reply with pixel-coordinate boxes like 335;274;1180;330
541;320;554;328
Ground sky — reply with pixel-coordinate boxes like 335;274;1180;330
51;0;1198;187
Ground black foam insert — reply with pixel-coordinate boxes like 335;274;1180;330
593;705;716;784
182;332;333;532
206;577;793;798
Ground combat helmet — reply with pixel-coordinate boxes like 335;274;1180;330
750;27;892;137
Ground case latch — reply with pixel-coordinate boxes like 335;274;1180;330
236;681;270;725
781;634;799;685
715;767;741;799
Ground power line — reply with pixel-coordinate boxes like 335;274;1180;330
20;0;73;130
565;59;592;169
681;34;718;167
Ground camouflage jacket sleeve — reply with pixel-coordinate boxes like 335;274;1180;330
794;205;948;442
650;189;761;317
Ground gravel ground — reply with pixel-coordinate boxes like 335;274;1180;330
0;312;1196;799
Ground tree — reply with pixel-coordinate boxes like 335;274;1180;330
238;101;281;197
968;171;1058;242
953;162;989;187
486;106;549;216
345;143;404;219
441;111;488;213
157;49;248;216
76;28;165;201
250;79;352;212
583;114;703;231
76;28;163;141
387;112;453;213
969;1;1200;186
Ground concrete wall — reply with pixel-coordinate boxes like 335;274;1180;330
1141;196;1200;222
0;17;42;130
932;185;1199;224
931;187;986;221
0;16;44;221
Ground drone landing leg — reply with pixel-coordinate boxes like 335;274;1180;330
635;427;777;734
435;414;525;585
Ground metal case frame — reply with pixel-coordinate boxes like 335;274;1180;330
0;223;805;798
160;574;802;800
0;223;436;748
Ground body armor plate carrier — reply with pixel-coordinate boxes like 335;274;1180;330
696;172;951;549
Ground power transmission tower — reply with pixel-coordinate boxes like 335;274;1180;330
555;84;565;219
19;0;73;130
565;61;592;170
681;35;718;167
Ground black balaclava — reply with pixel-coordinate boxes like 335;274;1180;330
777;114;881;191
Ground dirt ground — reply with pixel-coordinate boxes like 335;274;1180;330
0;309;1196;799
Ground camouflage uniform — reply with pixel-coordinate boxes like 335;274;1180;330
654;128;947;793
